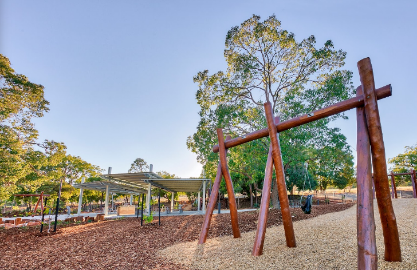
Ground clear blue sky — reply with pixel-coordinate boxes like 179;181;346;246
1;1;416;177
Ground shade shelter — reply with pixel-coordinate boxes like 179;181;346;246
100;172;210;214
74;170;211;216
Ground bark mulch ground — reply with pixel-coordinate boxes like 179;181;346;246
0;203;353;270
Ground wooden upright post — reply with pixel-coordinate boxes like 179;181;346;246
411;169;417;198
356;86;377;269
264;102;296;248
358;57;401;262
390;172;397;199
199;136;232;244
217;129;240;238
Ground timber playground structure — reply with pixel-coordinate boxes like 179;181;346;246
198;57;410;270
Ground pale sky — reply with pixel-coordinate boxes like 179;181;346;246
1;1;416;177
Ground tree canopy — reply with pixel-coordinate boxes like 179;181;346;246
128;158;150;173
389;144;417;186
0;54;102;206
187;15;355;204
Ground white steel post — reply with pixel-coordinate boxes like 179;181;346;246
197;191;201;212
171;192;174;210
104;185;109;216
111;193;114;210
130;194;133;205
147;184;151;214
77;177;85;215
202;180;206;213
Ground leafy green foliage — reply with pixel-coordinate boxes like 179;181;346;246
128;158;149;173
0;54;102;205
389;144;417;186
187;15;355;200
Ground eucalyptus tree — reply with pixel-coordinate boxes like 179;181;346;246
188;15;355;207
0;54;49;200
128;158;149;173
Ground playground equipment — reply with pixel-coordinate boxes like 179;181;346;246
198;58;403;269
389;170;417;198
14;192;50;232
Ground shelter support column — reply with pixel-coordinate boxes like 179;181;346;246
264;102;296;248
77;177;85;215
130;194;133;205
356;85;377;269
104;185;109;216
146;184;152;214
171;192;174;210
202;180;206;213
358;57;401;262
198;191;201;212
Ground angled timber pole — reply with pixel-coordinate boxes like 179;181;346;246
264;102;296;248
390;172;397;199
198;135;231;244
356;85;377;270
217;129;240;238
358;57;401;262
252;144;274;256
252;116;279;256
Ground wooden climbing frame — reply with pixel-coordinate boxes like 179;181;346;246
198;57;404;269
390;170;417;198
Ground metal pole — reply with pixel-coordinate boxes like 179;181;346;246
104;185;109;216
137;195;140;218
77;177;85;215
158;189;161;226
141;193;144;226
197;191;201;212
54;179;63;232
40;197;48;233
218;189;221;214
146;184;151;214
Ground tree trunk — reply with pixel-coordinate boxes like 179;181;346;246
271;179;280;209
250;184;253;208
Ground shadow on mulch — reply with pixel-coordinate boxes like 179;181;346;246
0;203;354;270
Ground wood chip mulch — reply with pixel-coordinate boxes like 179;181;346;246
0;203;353;270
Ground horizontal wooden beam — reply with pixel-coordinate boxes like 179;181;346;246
213;84;391;153
391;172;412;176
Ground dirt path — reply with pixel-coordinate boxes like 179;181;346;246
159;199;417;270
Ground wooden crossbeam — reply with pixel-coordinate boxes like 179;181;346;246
212;85;391;153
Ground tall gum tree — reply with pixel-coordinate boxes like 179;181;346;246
187;15;354;207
